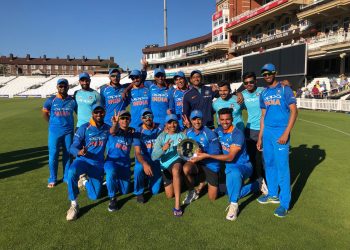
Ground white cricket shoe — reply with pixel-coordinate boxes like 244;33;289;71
66;205;79;221
226;203;239;221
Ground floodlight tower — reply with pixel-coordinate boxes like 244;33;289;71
164;0;168;46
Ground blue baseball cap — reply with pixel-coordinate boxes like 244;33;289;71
79;72;90;80
261;63;276;74
57;78;68;85
129;70;142;78
141;108;152;116
92;104;104;111
165;114;178;123
190;70;202;77
154;68;165;77
119;110;131;117
109;68;121;75
190;110;203;120
173;71;185;79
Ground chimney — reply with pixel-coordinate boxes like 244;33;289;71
110;56;114;62
43;55;47;61
10;53;13;61
97;56;101;62
67;55;70;61
82;56;86;62
26;54;30;61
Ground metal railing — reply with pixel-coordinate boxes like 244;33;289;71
297;98;350;112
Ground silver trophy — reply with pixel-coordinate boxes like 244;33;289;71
177;139;199;161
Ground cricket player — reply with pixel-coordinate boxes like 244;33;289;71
42;78;77;188
183;110;221;203
100;68;130;126
66;104;110;221
74;72;101;129
257;63;298;218
133;108;163;203
191;108;260;221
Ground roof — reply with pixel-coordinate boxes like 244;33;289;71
142;33;212;53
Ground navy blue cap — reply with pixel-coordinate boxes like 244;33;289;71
57;78;68;85
190;110;203;120
141;108;152;116
92;104;104;111
79;72;90;80
261;63;276;74
190;70;202;77
129;70;142;78
165;114;178;123
154;68;165;77
109;68;121;75
173;71;185;79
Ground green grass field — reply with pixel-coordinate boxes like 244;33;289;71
1;98;350;249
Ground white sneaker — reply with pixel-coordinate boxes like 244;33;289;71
182;190;199;205
258;177;268;195
226;203;239;221
66;205;79;221
78;174;88;191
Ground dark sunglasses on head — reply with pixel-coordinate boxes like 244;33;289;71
119;116;130;121
93;110;105;114
262;72;274;77
243;80;255;85
142;114;154;119
131;76;140;80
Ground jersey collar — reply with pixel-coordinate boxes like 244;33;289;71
223;125;234;133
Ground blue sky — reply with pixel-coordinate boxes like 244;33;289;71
0;0;216;70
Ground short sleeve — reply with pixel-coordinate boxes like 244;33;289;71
259;93;266;109
43;98;52;112
133;131;141;147
230;130;244;148
284;86;297;105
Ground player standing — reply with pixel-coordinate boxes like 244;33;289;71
42;78;77;188
256;63;298;218
74;72;101;129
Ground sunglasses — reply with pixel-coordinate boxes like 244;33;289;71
80;78;90;82
110;75;120;78
243;80;255;85
142;114;154;119
262;72;274;77
131;76;140;80
93;110;105;114
155;74;165;78
119;116;130;121
57;85;68;88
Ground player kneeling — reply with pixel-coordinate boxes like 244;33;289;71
66;105;110;221
152;114;186;216
182;110;221;204
191;108;260;221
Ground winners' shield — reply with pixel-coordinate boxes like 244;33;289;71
177;139;199;161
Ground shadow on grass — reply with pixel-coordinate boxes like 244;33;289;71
289;144;325;209
0;146;48;179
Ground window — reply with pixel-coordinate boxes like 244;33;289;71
62;65;66;70
55;65;59;70
70;65;74;70
281;17;291;32
267;23;276;36
245;32;252;42
47;65;51;70
344;17;350;31
255;26;263;39
39;65;43;69
77;66;81;70
332;20;339;32
31;65;36;69
324;22;331;33
23;65;28;69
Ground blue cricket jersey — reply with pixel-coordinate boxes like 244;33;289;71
212;95;244;130
242;87;264;130
74;89;101;127
106;127;139;167
43;94;77;135
145;81;171;126
169;87;189;130
100;83;131;126
70;119;110;166
129;86;150;129
134;123;163;162
186;126;221;173
260;83;296;128
215;126;251;174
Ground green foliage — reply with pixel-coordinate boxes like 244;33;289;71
0;99;350;249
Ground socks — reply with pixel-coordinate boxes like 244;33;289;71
71;200;78;207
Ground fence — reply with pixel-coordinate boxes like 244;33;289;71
297;98;350;112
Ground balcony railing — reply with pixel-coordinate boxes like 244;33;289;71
307;30;350;51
